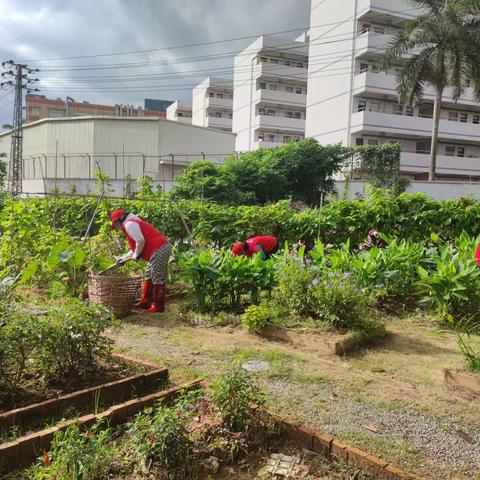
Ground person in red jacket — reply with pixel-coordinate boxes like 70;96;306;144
111;210;172;313
231;235;278;260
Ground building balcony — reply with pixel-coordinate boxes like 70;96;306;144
401;151;480;177
256;62;308;82
351;110;480;143
254;140;283;149
254;88;307;108
253;114;305;133
356;31;394;58
205;96;233;109
357;0;422;21
354;71;479;107
206;116;232;129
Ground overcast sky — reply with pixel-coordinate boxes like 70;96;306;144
0;0;311;127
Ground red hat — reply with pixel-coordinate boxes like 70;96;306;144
111;209;126;227
231;242;245;256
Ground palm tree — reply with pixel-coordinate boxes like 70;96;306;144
383;0;480;181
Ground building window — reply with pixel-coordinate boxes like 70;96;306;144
285;85;294;93
405;106;414;116
371;64;380;73
373;25;385;34
360;22;371;34
295;62;303;68
48;109;65;118
294;136;301;142
473;114;480;124
448;111;459;122
216;93;224;98
270;58;279;64
267;109;276;116
267;134;275;142
268;83;278;91
294;111;301;119
178;112;184;117
208;92;215;97
445;145;456;156
258;132;265;141
295;86;303;94
457;147;465;157
359;63;369;74
285;111;293;118
356;138;364;146
228;113;233;119
357;100;367;112
260;56;268;63
283;136;291;143
31;106;41;116
258;82;267;90
284;60;291;66
460;113;468;123
215;112;222;118
392;104;403;115
419;105;433;118
367;139;379;146
258;107;265;115
416;141;431;154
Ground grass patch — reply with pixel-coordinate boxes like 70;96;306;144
337;428;423;468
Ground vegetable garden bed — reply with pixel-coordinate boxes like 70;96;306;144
0;353;168;442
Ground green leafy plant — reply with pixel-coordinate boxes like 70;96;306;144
241;305;273;333
27;422;118;480
210;366;265;433
126;405;192;477
456;316;480;372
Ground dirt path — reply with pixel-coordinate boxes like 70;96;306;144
109;310;480;480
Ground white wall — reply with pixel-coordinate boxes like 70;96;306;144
335;180;480;201
305;0;355;145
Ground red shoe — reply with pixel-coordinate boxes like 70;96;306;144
134;279;152;309
148;284;165;313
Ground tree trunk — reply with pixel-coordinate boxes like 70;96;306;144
429;88;443;182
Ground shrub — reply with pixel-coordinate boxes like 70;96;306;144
242;305;273;332
210;366;265;433
0;299;115;397
127;405;191;476
28;422;118;480
456;317;480;372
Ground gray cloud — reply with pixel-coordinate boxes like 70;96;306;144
0;0;310;127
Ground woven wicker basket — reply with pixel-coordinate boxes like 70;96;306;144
88;274;142;318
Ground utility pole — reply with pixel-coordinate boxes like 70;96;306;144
0;61;39;196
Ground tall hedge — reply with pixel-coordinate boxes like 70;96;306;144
2;190;480;248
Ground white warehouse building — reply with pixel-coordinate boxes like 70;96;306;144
306;0;480;180
192;77;233;132
233;35;309;151
0;116;235;196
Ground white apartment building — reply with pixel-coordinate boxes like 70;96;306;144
166;100;192;123
192;77;233;131
233;35;309;151
306;0;480;180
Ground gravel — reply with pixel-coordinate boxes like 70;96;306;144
266;378;480;478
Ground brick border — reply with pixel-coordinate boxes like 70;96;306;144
0;355;168;436
0;379;202;474
443;369;480;394
270;413;424;480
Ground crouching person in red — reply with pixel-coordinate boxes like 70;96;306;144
231;235;278;260
111;210;172;313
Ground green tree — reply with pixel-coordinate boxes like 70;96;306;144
383;0;480;181
172;160;232;202
0;153;7;190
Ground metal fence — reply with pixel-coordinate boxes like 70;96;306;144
22;152;235;181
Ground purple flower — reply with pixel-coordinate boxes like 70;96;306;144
343;272;351;279
312;278;320;286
